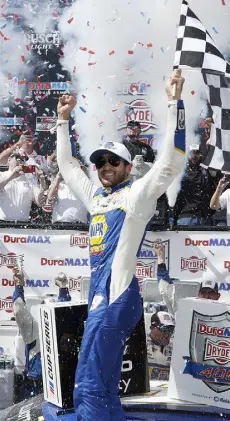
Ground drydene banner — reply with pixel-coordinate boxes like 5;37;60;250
1;229;230;319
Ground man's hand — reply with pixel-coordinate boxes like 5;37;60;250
217;176;229;193
165;69;185;101
57;95;77;120
10;165;23;179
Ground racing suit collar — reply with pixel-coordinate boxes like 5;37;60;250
102;179;130;195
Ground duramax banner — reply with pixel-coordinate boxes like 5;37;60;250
1;229;230;319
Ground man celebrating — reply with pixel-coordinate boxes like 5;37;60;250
56;69;185;421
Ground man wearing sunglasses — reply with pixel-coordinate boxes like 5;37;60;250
56;69;185;421
147;310;175;380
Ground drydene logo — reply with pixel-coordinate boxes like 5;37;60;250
3;235;51;244
204;339;230;365
0;253;24;269
117;99;157;132
185;238;230;247
136;261;156;281
70;233;89;249
0;296;13;313
181;256;207;273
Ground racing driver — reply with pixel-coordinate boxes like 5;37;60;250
56;69;186;421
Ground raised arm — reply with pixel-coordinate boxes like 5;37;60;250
56;96;97;211
127;70;186;219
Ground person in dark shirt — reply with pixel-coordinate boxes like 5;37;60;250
174;144;217;226
123;120;156;163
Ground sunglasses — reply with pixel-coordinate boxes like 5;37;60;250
95;156;122;170
151;324;175;334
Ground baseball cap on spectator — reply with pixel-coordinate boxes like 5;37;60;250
199;280;219;293
151;311;175;330
127;120;142;130
90;141;132;164
189;144;200;151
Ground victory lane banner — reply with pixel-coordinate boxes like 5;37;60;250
2;229;230;319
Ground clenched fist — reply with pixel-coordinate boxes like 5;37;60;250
57;95;77;120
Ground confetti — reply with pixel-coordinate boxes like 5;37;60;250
88;62;96;66
88;50;96;54
0;30;9;40
128;50;134;55
21;55;26;63
18;80;26;86
212;26;219;34
67;16;74;24
109;50;115;55
26;45;30;51
161;47;164;53
147;43;153;48
82;94;86;99
73;66;76;73
222;0;226;4
79;46;87;51
79;106;86;113
138;42;144;46
191;90;195;95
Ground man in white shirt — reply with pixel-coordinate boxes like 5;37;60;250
47;171;88;224
45;155;88;224
210;175;230;225
0;152;46;221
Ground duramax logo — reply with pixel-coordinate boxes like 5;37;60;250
138;249;155;259
3;235;51;244
2;279;49;287
70;233;89;249
185;238;230;247
199;322;230;337
181;256;207;273
0;296;12;313
0;253;24;269
41;258;88;266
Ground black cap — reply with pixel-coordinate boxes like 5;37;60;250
127;120;141;129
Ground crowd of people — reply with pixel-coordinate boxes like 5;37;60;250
0;106;228;227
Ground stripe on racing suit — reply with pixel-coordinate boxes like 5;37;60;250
57;99;186;421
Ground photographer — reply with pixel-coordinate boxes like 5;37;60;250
0;130;48;175
0;152;47;221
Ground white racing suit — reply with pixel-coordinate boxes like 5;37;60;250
57;100;185;421
147;263;175;380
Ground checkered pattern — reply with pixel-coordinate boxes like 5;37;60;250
174;0;230;76
174;0;230;172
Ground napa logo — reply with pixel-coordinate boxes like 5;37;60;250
90;215;108;254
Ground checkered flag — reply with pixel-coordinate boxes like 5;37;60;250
174;0;230;172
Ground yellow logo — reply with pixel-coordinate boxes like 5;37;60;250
90;215;108;246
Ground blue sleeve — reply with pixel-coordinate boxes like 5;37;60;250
157;263;173;285
58;287;71;302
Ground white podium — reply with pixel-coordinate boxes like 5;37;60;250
168;297;230;410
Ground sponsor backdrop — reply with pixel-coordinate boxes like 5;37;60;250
1;229;230;319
